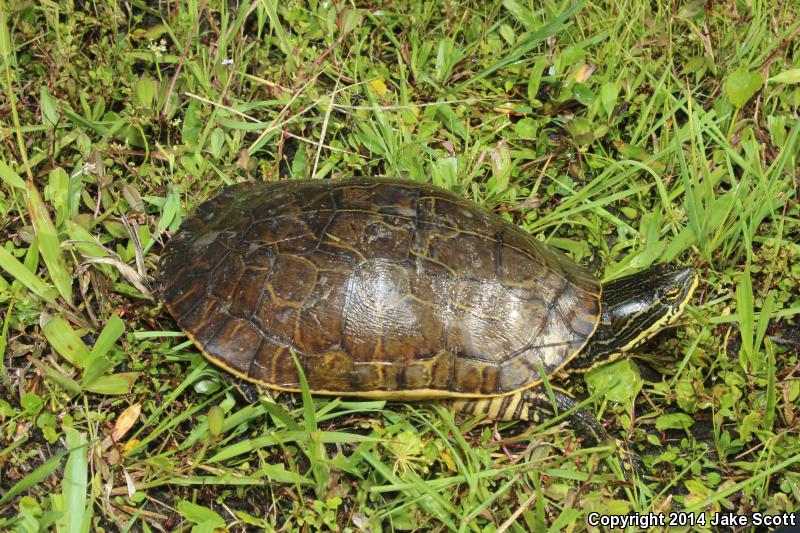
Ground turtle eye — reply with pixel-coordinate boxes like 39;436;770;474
663;287;682;302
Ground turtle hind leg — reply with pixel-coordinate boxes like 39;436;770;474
219;372;274;403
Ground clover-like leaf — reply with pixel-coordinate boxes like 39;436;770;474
723;68;764;108
655;412;695;431
585;359;642;404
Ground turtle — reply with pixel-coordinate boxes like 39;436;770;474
160;177;697;457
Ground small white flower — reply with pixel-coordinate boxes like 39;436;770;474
148;39;168;57
222;58;234;66
72;161;96;178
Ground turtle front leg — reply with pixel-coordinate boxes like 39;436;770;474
521;390;611;448
448;390;609;446
447;390;640;475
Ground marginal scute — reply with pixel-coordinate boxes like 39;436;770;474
181;301;227;344
452;358;484;394
307;351;353;389
163;268;206;318
206;318;261;374
161;178;601;397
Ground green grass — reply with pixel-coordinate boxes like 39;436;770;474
1;0;799;530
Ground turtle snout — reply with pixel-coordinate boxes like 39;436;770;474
672;266;695;285
663;266;698;306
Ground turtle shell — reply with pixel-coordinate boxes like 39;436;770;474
161;178;601;398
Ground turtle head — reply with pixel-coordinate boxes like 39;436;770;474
578;265;698;366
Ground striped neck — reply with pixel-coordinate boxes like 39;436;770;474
576;265;697;368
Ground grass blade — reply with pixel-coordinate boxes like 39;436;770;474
763;339;776;432
254;463;314;486
736;263;755;372
754;291;775;357
26;182;73;305
291;348;328;498
0;245;57;302
0;449;68;505
61;428;89;533
83;372;138;395
176;500;225;530
42;316;92;369
0;159;25;189
29;356;83;394
89;314;125;359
